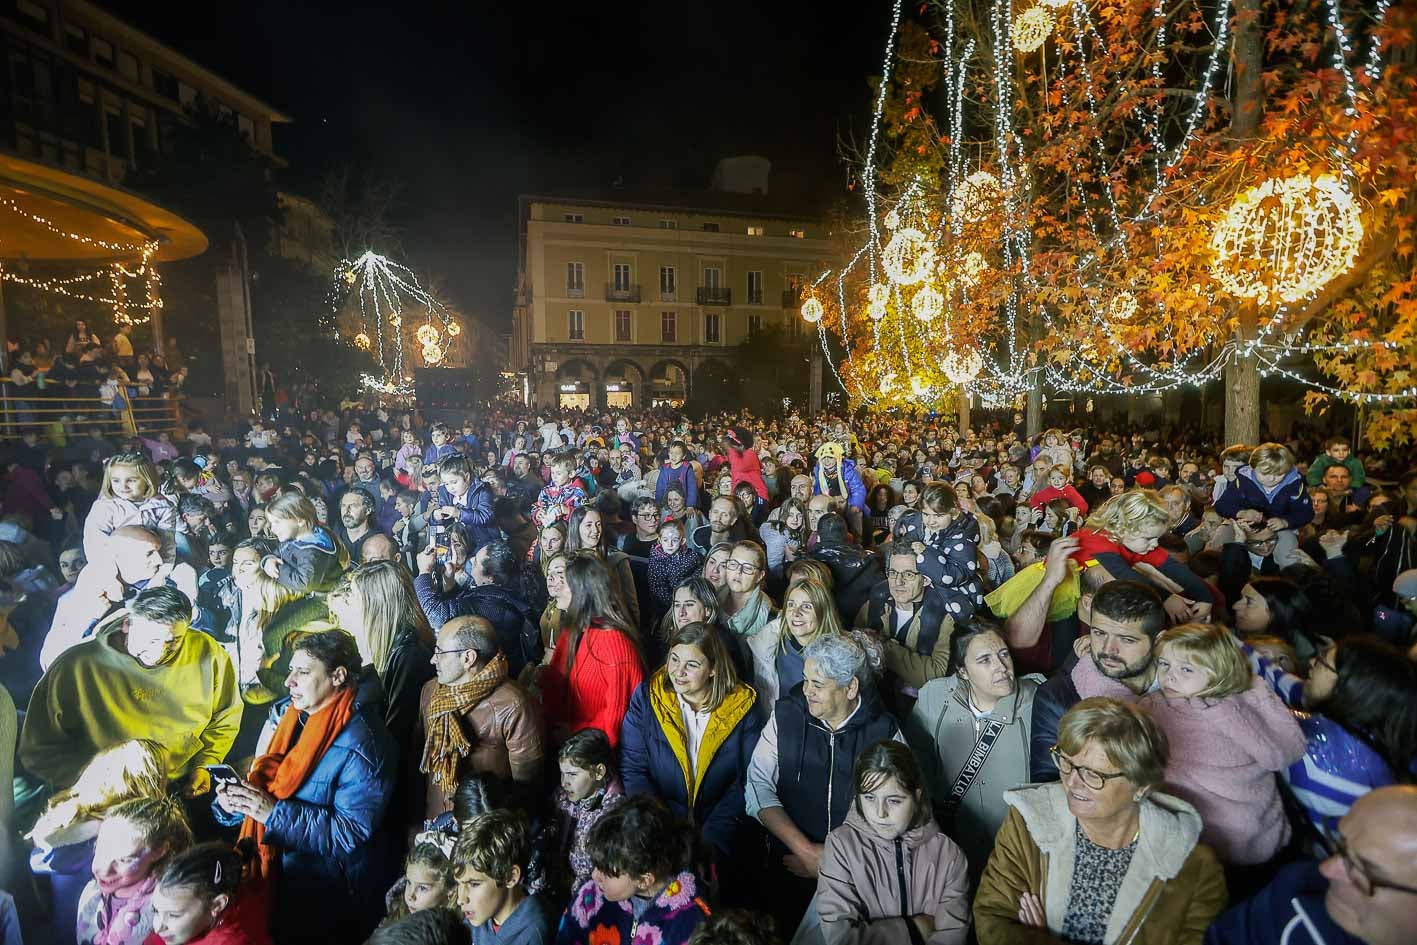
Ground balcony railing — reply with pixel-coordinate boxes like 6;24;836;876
782;287;803;308
0;387;184;440
746;290;764;305
566;285;585;298
696;287;732;306
606;283;641;302
659;287;678;302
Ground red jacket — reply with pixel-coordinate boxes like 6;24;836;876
1028;483;1089;515
727;446;769;502
144;884;271;945
540;620;644;747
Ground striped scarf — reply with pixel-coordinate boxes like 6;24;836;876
419;651;509;799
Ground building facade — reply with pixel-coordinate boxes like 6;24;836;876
2;0;288;184
512;192;832;410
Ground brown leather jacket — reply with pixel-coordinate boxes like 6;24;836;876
417;677;545;821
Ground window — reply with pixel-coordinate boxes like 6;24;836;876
661;311;677;343
787;316;801;341
790;229;806;239
238;114;254;143
568;310;585;340
702;222;720;232
748;315;762;336
131;116;152;166
705;312;721;344
151;66;178;100
178;81;197;108
564;213;584;223
64;22;87;54
613;263;632;292
92;38;114;69
566;262;584;296
658;220;677;229
747;225;765;236
615;310;632;342
15;0;48;26
105;107;129;160
659;266;676;300
117;51;140;82
703;267;722;289
747;271;763;304
612;216;630;226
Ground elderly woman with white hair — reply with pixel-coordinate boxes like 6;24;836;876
973;697;1226;945
745;633;902;933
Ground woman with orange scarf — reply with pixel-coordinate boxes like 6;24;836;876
213;630;396;945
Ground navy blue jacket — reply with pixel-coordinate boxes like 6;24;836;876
433;481;499;549
1029;655;1082;782
620;674;763;856
1205;861;1363;945
1214;466;1315;529
214;679;397;944
412;577;542;678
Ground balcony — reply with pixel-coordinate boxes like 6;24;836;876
782;287;803;308
746;290;764;305
606;283;641;302
566;285;585;298
697;287;732;306
659;287;678;302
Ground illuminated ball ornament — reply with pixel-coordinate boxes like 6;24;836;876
1012;6;1054;53
1040;0;1071;7
388;314;402;328
951;172;1002;225
1210;173;1363;306
867;282;890;320
911;284;944;322
1108;291;1139;322
801;296;824;323
416;324;440;346
942;348;985;384
882;228;936;286
422;342;444;364
446;321;461;337
959;251;987;287
354;332;371;350
343;269;358;286
910;375;932;399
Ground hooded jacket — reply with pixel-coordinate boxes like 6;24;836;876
808;542;886;624
620;671;762;855
816;807;971;945
1140;677;1307;865
557;871;711;945
813;457;867;511
1213;466;1314;528
434;481;499;549
973;783;1226;945
905;673;1043;876
269;526;347;594
894;511;985;625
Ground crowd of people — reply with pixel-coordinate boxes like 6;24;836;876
0;391;1415;945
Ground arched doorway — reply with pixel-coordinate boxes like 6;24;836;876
648;359;690;408
603;359;645;409
554;359;600;410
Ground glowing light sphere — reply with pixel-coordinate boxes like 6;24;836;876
343;269;358;286
881;228;935;285
354;332;371;350
959;252;987;287
869;283;890;306
868;302;888;321
446;321;461;337
910;375;931;398
422;342;444;364
951;172;1002;226
1210;173;1363;306
1108;291;1139;322
416;324;440;346
801;297;824;323
1012;6;1054;53
911;284;945;322
879;372;898;396
884;209;900;230
943;348;985;384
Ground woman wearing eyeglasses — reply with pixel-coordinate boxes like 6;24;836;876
719;540;777;641
974;697;1226;945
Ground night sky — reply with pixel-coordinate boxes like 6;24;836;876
101;0;889;331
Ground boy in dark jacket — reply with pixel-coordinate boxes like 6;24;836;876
434;456;499;550
1213;442;1313;568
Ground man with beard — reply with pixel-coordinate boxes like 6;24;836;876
337;489;377;562
1027;579;1166;781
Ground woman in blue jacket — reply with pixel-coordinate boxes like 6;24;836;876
214;629;397;945
620;621;763;863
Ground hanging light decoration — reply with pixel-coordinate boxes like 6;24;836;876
1107;291;1139;322
879;372;898;396
911;284;945;322
422;342;444;364
959;251;988;288
884;208;901;230
1012;6;1054;53
950;171;1002;226
1210;173;1363;306
910;374;932;398
416;324;440;346
801;296;824;323
354;332;371;350
881;228;935;285
1040;0;1071;8
446;321;461;337
943;348;985;384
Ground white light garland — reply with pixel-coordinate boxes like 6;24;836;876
881;228;935;285
943;348;985;383
911;284;944;322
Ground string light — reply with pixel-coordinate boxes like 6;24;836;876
0;196;151;254
334;251;459;388
950;172;1001;226
1040;0;1071;7
958;252;987;287
416;324;439;346
1012;6;1054;53
943;348;985;383
1210;173;1363;306
881;228;935;285
354;332;371;349
911;284;944;322
1107;292;1138;322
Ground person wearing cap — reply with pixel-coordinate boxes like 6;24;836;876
812;441;866;537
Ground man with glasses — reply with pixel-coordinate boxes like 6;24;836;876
418;615;543;826
619;497;662;557
1206;785;1417;945
853;549;954;692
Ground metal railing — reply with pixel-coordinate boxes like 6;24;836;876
696;287;732;306
0;386;184;439
606;283;642;302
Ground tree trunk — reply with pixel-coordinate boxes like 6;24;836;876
957;387;971;437
1225;303;1262;445
1027;373;1044;439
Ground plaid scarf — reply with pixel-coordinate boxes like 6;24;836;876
420;651;509;799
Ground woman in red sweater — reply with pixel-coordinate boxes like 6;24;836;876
1027;464;1090;516
540;552;645;747
145;842;270;945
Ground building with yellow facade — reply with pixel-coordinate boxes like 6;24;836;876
512;187;833;410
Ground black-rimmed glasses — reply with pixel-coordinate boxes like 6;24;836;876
1050;746;1129;790
1320;823;1417;897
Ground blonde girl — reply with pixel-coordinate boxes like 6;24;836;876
85;452;175;564
380;834;458;926
1141;623;1307;865
77;795;193;945
748;578;842;721
260;492;349;594
30;741;167;945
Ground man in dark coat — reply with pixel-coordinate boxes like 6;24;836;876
807;513;884;623
413;539;541;677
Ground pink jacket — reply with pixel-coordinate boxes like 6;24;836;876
1141;676;1306;865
